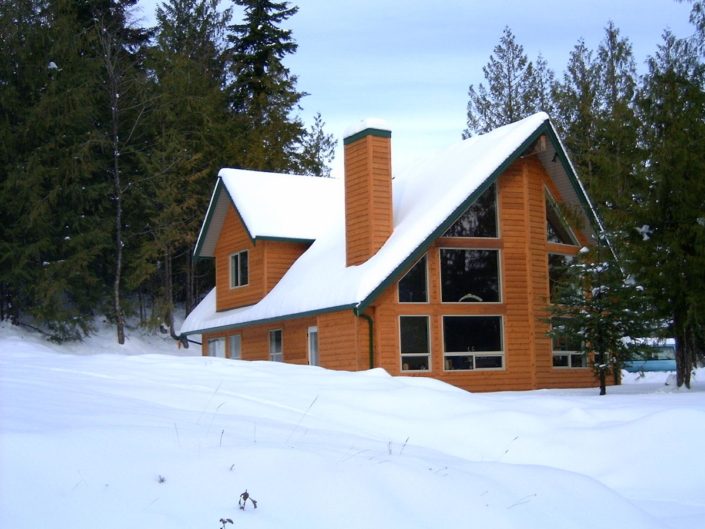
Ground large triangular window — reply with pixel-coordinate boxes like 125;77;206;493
443;183;497;238
546;192;578;245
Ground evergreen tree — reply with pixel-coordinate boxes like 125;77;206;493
631;30;705;388
553;39;600;187
545;243;658;395
463;27;538;138
0;0;114;340
130;0;231;336
224;0;307;172
592;23;640;227
297;112;336;177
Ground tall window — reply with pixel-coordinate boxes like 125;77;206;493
443;183;497;238
443;316;503;370
208;337;225;358
548;253;573;303
546;193;578;245
398;255;428;303
230;250;249;288
269;329;283;362
440;249;500;303
229;335;242;360
400;316;430;371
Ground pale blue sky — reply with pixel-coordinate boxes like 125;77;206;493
135;0;695;178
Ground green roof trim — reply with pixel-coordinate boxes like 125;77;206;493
179;303;358;338
355;119;601;315
343;128;392;145
255;236;315;245
193;178;255;262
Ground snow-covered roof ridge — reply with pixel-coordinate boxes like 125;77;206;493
218;168;343;241
181;112;593;336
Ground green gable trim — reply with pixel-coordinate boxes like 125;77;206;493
193;180;223;262
343;128;392;145
255;236;315;245
193;178;255;262
179;303;358;338
355;118;601;315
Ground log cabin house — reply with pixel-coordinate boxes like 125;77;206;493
179;113;603;392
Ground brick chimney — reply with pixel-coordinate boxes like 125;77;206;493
343;119;393;267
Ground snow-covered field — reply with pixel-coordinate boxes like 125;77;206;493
1;321;704;529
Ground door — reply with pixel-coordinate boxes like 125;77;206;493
308;326;319;366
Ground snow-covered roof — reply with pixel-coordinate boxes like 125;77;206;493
181;113;600;336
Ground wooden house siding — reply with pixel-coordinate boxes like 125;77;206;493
345;134;393;266
214;206;309;312
364;156;597;392
214;206;262;311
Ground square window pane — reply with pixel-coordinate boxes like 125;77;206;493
208;338;225;358
444;184;497;238
475;355;503;369
398;255;428;303
444;355;474;371
441;249;500;303
239;251;248;285
443;316;502;353
548;253;573;303
570;354;586;368
553;354;569;367
402;355;429;371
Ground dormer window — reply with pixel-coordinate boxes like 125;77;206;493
443;183;497;238
546;192;578;245
230;250;249;288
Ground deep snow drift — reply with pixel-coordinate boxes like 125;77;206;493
1;321;703;529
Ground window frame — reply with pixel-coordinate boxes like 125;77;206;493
207;337;226;358
439;247;503;304
397;254;429;304
229;249;249;289
545;188;579;246
269;329;283;362
229;334;242;360
548;252;574;304
550;321;586;369
399;315;431;373
441;315;505;372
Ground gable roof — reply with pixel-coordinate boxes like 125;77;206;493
180;113;602;337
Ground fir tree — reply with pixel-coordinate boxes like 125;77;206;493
553;38;600;187
224;0;307;172
297;112;336;177
631;30;705;388
545;243;658;395
130;0;231;334
463;27;538;138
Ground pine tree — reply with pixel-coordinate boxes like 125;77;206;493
545;243;658;395
631;30;705;388
463;27;538;138
224;0;307;172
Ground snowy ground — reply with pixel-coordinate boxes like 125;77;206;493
1;320;704;529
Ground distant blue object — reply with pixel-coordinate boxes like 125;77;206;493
623;344;676;372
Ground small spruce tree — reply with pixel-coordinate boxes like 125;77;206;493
545;242;658;395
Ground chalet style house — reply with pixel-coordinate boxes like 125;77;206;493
179;113;602;392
